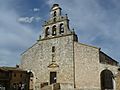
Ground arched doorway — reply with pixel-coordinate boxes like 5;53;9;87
29;72;34;90
101;69;114;90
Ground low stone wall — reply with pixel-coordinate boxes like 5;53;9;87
36;83;101;90
60;83;74;90
41;85;52;90
75;89;100;90
40;83;60;90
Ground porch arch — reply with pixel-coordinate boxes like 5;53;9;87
100;69;114;90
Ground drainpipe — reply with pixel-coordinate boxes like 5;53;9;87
73;33;76;88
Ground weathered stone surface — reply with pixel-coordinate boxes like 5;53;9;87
21;35;74;87
116;71;120;90
20;4;119;90
74;42;100;89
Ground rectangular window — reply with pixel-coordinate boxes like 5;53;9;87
20;74;22;77
14;73;16;77
52;46;55;52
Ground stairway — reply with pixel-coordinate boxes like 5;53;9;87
41;83;60;90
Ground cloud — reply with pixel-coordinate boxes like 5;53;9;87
0;4;39;66
35;17;41;22
0;0;120;66
33;8;40;12
46;0;120;61
18;17;35;23
18;16;41;23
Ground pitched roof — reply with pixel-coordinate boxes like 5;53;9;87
0;67;26;72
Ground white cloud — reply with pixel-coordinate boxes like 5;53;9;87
33;8;40;12
0;0;120;66
0;7;39;66
18;16;41;23
35;16;41;22
18;17;34;23
46;0;120;61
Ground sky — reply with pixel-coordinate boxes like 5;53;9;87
0;0;120;66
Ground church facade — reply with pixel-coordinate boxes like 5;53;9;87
20;4;119;90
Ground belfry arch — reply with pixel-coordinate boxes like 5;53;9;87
52;25;57;36
59;23;64;34
45;27;50;37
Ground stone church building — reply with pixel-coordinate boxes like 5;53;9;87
20;4;119;90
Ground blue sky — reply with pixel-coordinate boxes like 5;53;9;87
0;0;120;66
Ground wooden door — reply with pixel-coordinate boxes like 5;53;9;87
50;72;56;84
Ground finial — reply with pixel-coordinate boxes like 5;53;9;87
65;14;68;18
73;28;74;31
72;28;74;31
72;28;75;34
39;35;41;40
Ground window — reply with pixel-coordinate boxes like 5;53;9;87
52;25;56;36
53;11;56;17
53;18;56;22
20;74;22;78
60;23;64;34
45;27;50;37
14;73;16;77
52;46;55;52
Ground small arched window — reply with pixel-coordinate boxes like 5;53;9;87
60;23;64;34
53;11;57;17
52;25;56;36
45;27;50;37
53;18;56;22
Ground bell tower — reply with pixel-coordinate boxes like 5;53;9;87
40;4;78;40
51;4;62;17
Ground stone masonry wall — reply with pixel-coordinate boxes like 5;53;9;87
20;34;74;88
99;52;118;74
74;42;100;90
20;34;119;90
99;53;119;90
116;71;120;90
